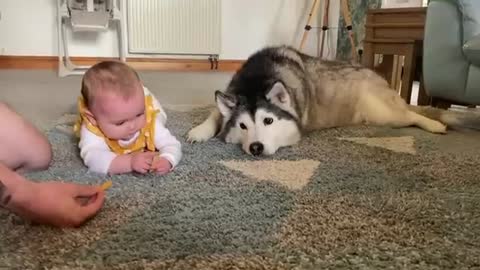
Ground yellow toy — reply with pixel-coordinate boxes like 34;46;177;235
76;180;112;206
100;180;112;191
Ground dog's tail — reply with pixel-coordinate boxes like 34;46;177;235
408;105;480;130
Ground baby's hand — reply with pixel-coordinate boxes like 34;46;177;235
150;156;173;175
130;152;156;174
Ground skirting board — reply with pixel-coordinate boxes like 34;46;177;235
0;56;244;72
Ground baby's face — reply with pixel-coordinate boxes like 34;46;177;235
91;88;146;141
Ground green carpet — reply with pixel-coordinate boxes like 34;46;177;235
1;107;480;269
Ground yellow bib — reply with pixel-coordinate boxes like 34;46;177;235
73;95;159;154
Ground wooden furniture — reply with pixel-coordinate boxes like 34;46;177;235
362;7;428;105
363;39;420;102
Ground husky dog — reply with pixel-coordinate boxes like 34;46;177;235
187;45;479;156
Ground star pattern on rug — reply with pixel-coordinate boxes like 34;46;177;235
338;136;416;154
219;159;320;190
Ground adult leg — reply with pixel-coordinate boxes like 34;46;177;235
0;102;52;172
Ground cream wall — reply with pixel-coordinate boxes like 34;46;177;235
0;0;340;60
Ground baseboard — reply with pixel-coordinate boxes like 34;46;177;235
0;56;244;72
162;104;214;112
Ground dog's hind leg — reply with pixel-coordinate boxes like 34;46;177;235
368;109;446;134
187;108;222;143
406;110;447;134
360;93;447;134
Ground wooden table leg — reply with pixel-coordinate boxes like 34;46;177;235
362;42;374;68
417;75;431;105
374;55;394;86
400;43;416;104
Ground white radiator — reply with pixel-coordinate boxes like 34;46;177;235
126;0;221;55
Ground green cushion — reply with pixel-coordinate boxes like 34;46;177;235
424;0;469;103
463;34;480;66
424;0;480;104
458;0;480;43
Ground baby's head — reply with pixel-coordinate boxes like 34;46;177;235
81;61;146;141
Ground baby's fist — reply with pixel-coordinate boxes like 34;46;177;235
131;152;156;174
150;157;172;175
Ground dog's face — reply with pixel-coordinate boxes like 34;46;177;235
216;82;301;156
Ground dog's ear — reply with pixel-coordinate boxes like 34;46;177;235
215;90;236;117
266;81;291;106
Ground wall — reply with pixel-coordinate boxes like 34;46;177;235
0;0;340;60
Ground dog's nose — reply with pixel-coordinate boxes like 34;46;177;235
249;142;264;156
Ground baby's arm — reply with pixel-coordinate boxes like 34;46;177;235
108;154;133;175
153;117;182;169
79;125;131;175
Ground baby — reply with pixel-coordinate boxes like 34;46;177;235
74;61;182;175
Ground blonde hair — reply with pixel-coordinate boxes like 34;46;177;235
81;61;141;107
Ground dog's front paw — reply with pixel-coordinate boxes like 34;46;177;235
431;123;447;134
186;123;216;143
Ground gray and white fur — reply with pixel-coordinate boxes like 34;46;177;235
187;45;480;155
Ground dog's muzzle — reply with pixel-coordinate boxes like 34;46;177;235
249;142;264;156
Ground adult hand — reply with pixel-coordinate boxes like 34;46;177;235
7;181;105;227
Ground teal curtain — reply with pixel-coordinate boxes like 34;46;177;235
336;0;382;61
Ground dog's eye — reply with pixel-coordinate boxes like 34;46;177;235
239;123;247;130
264;117;273;125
